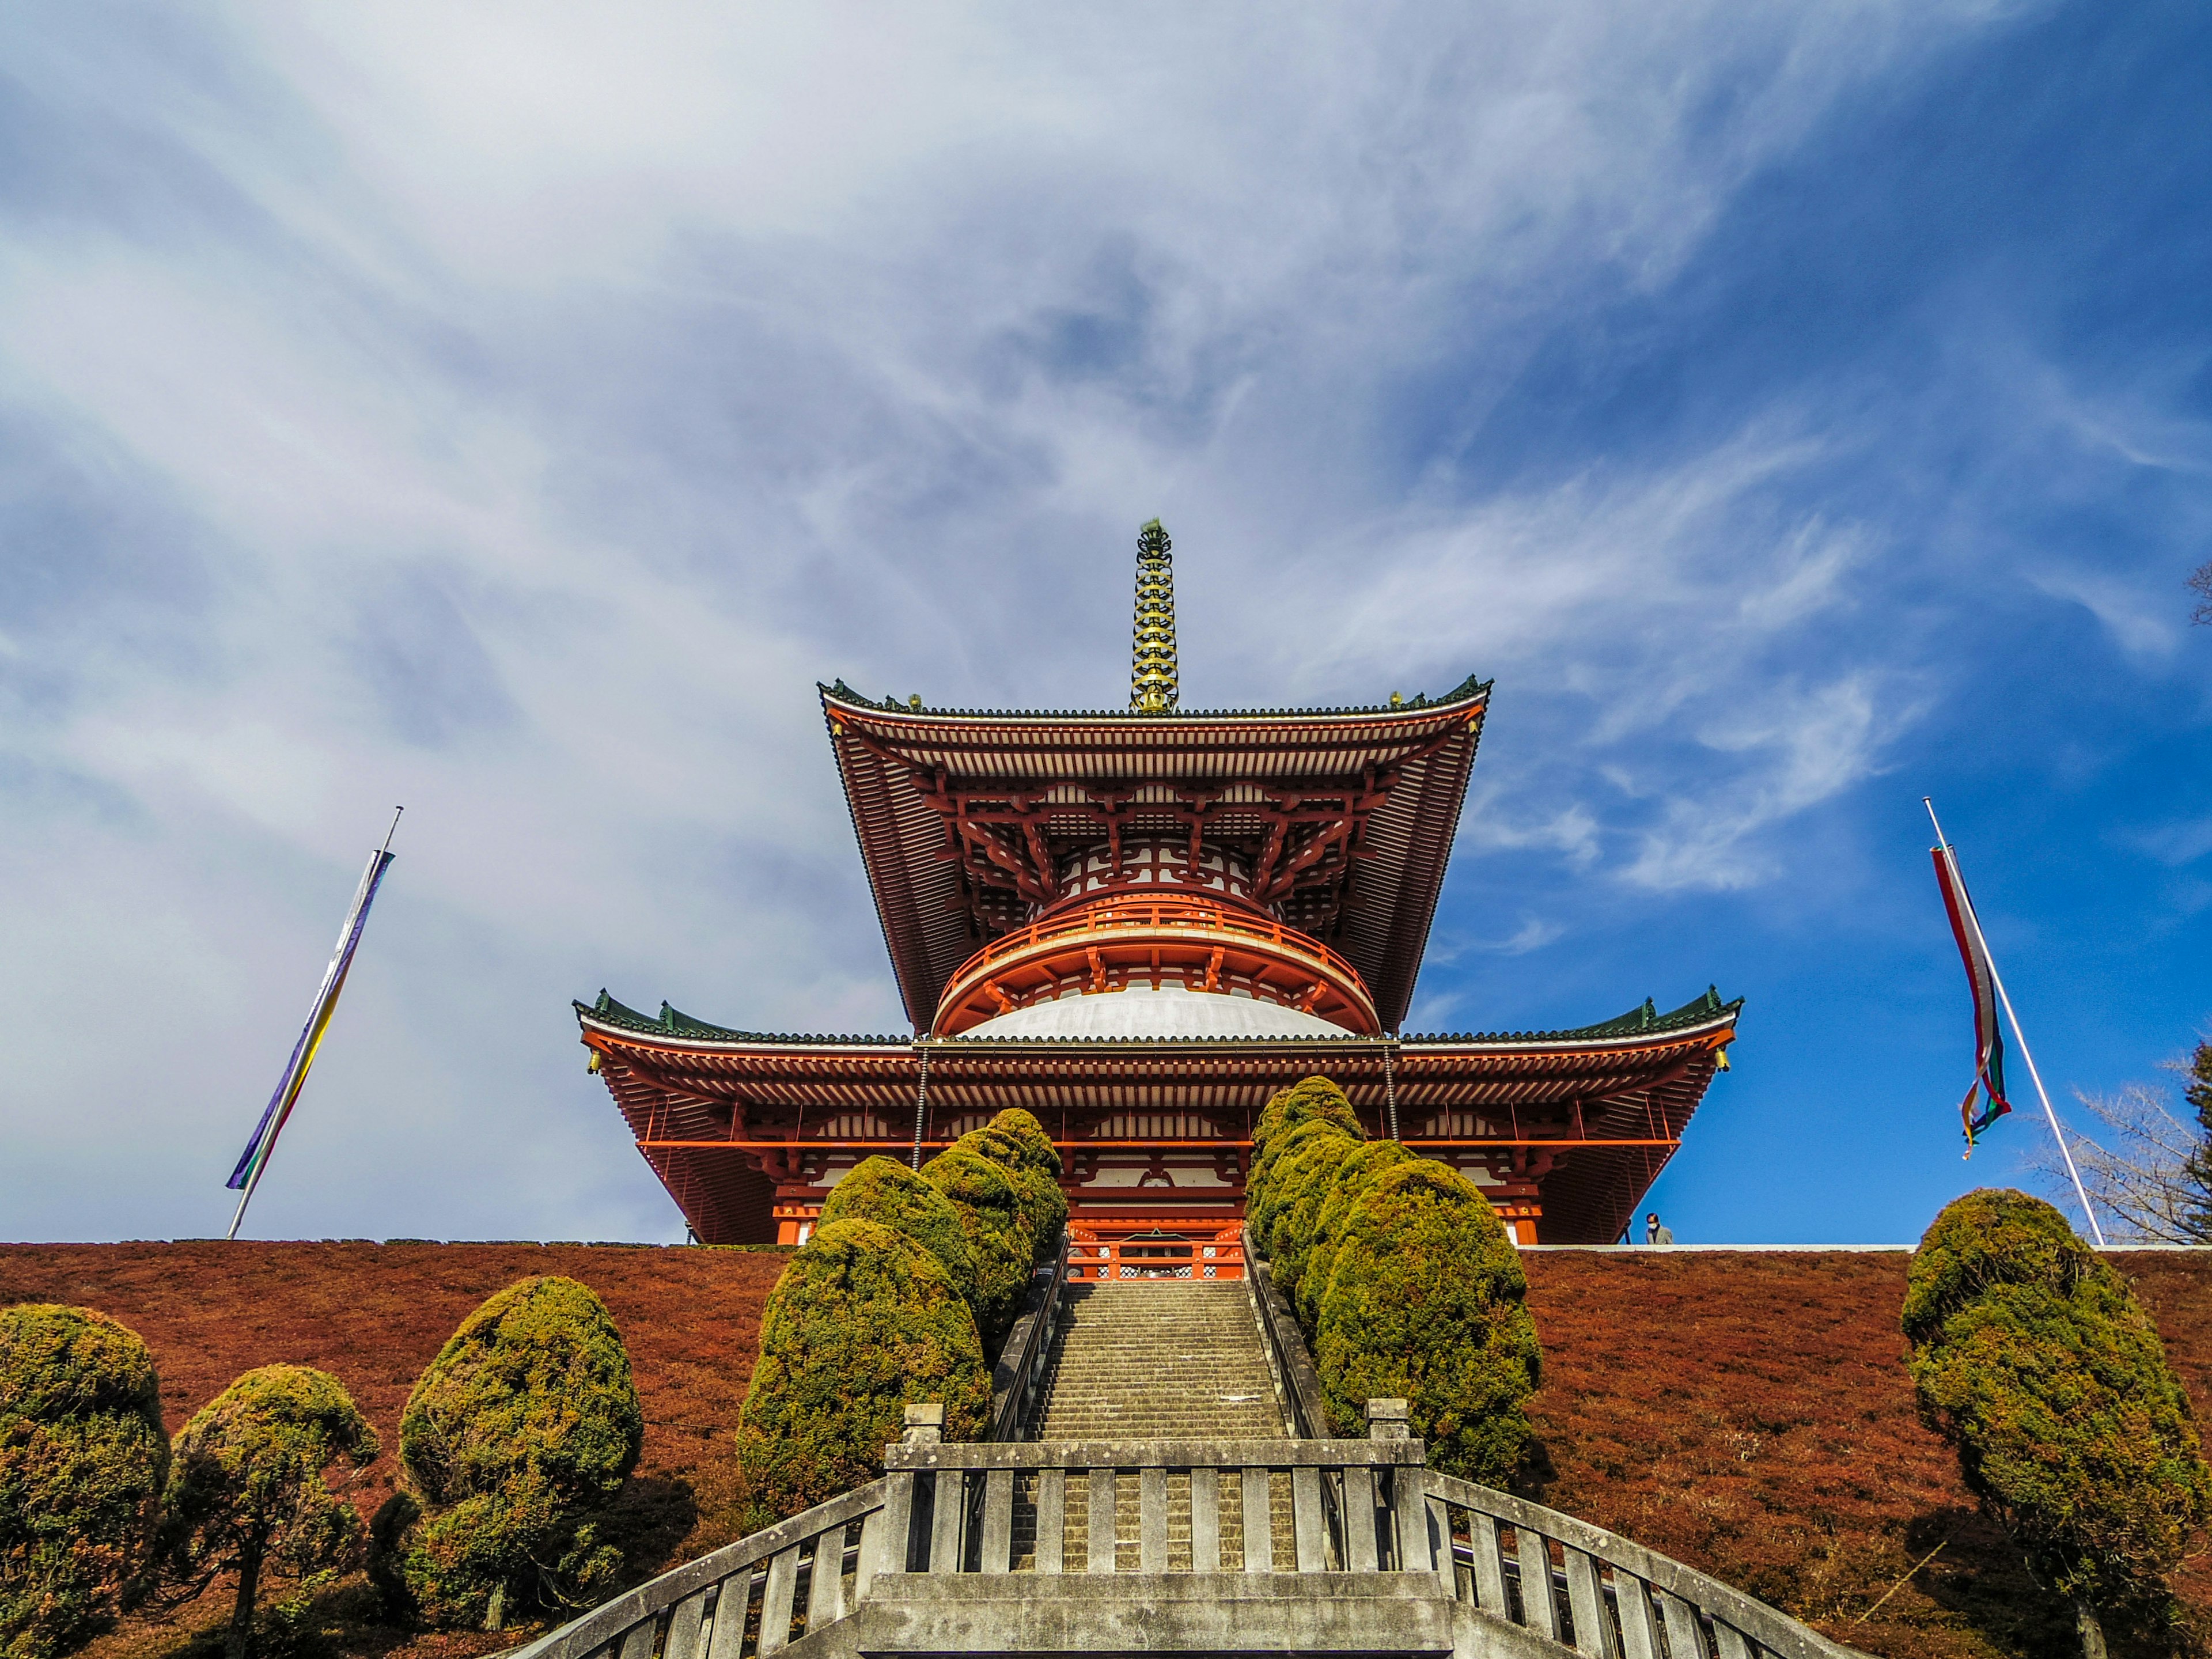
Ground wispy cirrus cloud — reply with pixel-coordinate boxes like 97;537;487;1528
1;0;2204;1248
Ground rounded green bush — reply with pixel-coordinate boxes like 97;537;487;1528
1247;1119;1358;1257
819;1157;976;1290
0;1304;168;1659
737;1219;988;1520
920;1145;1033;1349
1296;1140;1419;1328
1266;1131;1367;1298
978;1108;1062;1180
1315;1162;1541;1478
376;1277;642;1628
160;1366;379;1659
1251;1075;1364;1161
1904;1190;2211;1634
965;1110;1068;1260
953;1124;1067;1267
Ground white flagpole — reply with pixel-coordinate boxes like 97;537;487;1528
226;809;404;1241
1923;798;2105;1245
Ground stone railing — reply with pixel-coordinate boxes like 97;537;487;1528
881;1399;1429;1576
502;1406;1859;1659
987;1228;1071;1440
1424;1473;1857;1659
498;1475;896;1659
1245;1229;1334;1438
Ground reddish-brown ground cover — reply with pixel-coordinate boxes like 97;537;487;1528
2;1243;2205;1659
1521;1250;2211;1659
0;1243;790;1659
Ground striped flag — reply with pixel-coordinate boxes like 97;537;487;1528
227;840;396;1233
1930;842;2012;1150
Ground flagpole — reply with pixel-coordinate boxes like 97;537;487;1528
226;809;404;1242
1922;798;2105;1245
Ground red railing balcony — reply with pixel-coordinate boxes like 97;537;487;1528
933;892;1379;1037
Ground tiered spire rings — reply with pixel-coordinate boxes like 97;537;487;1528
1130;519;1178;712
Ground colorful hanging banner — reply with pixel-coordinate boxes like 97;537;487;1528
1930;842;2012;1150
227;844;396;1225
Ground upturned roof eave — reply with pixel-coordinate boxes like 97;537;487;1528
574;991;1741;1059
817;673;1493;726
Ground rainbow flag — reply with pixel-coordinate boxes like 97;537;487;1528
1930;842;2012;1150
227;842;396;1233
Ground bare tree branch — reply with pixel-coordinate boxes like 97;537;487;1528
2191;558;2212;626
2026;1071;2212;1244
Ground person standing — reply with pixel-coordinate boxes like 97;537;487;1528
1644;1212;1674;1245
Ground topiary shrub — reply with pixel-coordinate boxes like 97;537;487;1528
961;1110;1068;1261
1315;1162;1541;1480
158;1366;379;1659
372;1277;643;1631
1904;1189;2211;1658
1247;1118;1359;1259
1296;1139;1418;1328
919;1146;1033;1351
0;1304;168;1659
737;1219;988;1522
1251;1075;1365;1163
1265;1130;1367;1300
819;1157;976;1291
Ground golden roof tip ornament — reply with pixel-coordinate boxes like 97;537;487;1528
1130;518;1177;713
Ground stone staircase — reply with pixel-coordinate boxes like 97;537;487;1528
502;1266;1865;1659
1033;1281;1290;1440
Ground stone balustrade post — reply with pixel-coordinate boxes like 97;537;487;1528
903;1403;945;1445
1365;1398;1411;1441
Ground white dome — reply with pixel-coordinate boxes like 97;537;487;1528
951;986;1350;1041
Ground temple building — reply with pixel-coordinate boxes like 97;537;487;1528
578;521;1738;1267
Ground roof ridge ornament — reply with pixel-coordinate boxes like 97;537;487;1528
1130;518;1177;712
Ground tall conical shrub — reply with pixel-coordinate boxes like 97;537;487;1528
961;1109;1068;1260
1247;1118;1358;1256
1316;1161;1541;1478
373;1277;642;1630
1251;1075;1365;1161
1266;1130;1366;1299
737;1220;988;1521
819;1157;976;1290
920;1145;1033;1350
1296;1139;1418;1328
1904;1189;2210;1657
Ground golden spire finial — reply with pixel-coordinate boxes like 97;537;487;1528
1130;518;1177;712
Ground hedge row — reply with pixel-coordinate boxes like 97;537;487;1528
737;1110;1066;1520
1245;1077;1541;1484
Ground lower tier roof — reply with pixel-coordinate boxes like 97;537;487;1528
577;987;1741;1245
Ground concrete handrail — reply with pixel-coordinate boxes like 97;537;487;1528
1245;1229;1335;1437
987;1226;1071;1440
1425;1472;1863;1659
884;1417;1431;1578
501;1423;1863;1659
499;1476;895;1659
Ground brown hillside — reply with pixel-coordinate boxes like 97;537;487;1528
2;1243;2205;1659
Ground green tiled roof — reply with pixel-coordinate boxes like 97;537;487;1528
819;673;1492;721
577;991;909;1047
1410;986;1742;1045
577;985;1739;1050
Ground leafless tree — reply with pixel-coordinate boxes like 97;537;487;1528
2192;557;2212;625
2028;1059;2211;1243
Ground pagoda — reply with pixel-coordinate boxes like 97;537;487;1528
578;521;1739;1268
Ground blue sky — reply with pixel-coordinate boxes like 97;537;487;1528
2;2;2206;1245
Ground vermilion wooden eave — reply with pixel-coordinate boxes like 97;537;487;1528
581;1006;1736;1245
820;685;1490;1033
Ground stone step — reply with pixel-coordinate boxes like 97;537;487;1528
1032;1282;1290;1441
